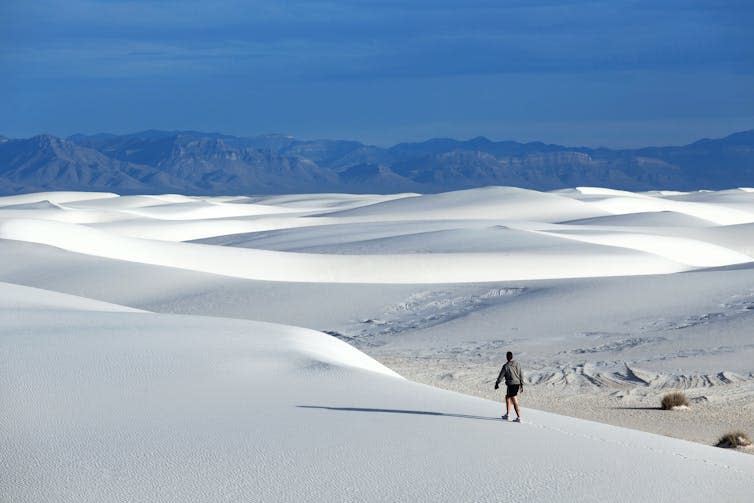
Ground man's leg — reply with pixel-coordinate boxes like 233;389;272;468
505;396;512;417
512;396;521;419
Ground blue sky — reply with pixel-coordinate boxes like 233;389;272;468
1;0;753;146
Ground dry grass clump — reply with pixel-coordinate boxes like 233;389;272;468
660;391;689;410
716;431;752;449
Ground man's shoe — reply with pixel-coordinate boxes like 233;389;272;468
513;417;521;423
501;414;508;421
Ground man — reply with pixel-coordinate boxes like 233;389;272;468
494;351;524;422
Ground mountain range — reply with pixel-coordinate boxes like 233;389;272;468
1;129;753;195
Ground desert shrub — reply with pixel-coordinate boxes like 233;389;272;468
660;391;689;410
716;431;752;449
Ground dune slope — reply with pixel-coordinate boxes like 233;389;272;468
2;290;754;502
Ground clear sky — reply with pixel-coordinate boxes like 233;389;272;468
1;0;753;147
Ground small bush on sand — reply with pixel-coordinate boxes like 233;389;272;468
716;431;752;449
661;391;689;410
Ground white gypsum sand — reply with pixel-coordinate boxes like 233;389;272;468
3;284;754;502
2;187;754;501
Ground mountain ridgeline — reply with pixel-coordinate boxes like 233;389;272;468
0;129;753;195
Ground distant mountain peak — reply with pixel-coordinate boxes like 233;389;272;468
2;128;753;194
721;129;754;143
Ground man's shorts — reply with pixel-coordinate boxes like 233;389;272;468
506;384;520;398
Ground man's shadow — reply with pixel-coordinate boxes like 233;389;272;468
297;405;502;421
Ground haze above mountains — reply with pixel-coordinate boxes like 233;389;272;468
0;129;753;195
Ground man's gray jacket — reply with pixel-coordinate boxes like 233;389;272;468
496;360;523;386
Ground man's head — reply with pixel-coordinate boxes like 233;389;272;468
506;351;513;361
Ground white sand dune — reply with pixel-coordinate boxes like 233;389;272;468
562;193;754;225
4;185;751;283
674;223;754;257
62;194;196;209
1;186;753;281
246;192;417;211
196;221;615;254
91;215;329;241
121;200;302;220
0;281;144;312
0;200;65;210
0;206;137;225
323;186;612;222
3;289;754;502
3;186;754;501
557;186;657;198
0;217;692;282
533;229;752;267
562;210;717;227
0;191;118;206
663;188;754;202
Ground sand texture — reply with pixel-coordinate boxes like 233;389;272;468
3;187;754;501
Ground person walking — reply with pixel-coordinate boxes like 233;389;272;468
494;351;524;422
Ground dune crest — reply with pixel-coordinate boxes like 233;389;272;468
3;186;753;283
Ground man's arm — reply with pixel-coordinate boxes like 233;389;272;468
494;364;506;389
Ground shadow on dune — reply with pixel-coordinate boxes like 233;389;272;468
297;405;502;421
